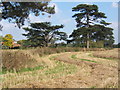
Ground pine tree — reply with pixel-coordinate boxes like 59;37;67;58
23;22;67;47
70;4;114;48
1;1;55;28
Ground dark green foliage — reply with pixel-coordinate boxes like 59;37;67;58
118;43;120;48
1;2;55;28
23;22;67;47
113;43;120;48
69;4;114;48
17;39;32;48
90;41;104;48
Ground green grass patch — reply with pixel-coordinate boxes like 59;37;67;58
80;59;97;63
90;86;96;88
71;54;97;63
19;66;45;73
46;56;77;76
71;54;77;59
0;65;46;75
45;62;66;75
45;59;77;75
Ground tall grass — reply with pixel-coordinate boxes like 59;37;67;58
2;47;106;71
93;48;119;59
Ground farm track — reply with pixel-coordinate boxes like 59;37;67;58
1;51;118;88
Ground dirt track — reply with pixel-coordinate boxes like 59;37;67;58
2;51;118;88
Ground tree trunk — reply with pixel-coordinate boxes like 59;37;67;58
87;33;89;48
86;12;90;48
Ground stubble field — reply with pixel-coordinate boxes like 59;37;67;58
0;48;119;88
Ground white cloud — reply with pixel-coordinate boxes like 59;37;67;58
112;2;118;8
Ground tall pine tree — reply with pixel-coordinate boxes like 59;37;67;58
23;22;67;47
69;4;114;48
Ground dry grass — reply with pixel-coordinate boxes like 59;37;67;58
1;53;78;88
4;51;117;88
1;48;118;88
2;50;39;71
93;48;119;59
1;47;106;71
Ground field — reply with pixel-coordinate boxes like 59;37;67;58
0;48;118;88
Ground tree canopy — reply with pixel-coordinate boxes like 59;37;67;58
1;1;55;28
2;34;14;48
69;4;114;48
23;22;67;47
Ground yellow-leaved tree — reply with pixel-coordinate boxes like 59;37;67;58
3;34;13;48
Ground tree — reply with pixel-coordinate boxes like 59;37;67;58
70;4;114;48
0;36;3;41
17;39;32;48
23;22;67;47
1;1;55;28
0;36;3;48
92;24;114;47
3;34;14;48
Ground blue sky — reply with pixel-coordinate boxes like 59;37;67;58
0;2;119;44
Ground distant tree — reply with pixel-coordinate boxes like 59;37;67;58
17;39;32;48
3;34;14;48
118;43;120;48
23;22;67;47
0;36;3;41
57;42;67;47
1;1;55;28
70;4;114;48
0;36;3;48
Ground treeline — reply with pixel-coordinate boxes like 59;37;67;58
1;2;116;48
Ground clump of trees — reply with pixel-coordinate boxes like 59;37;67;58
17;39;31;48
68;4;114;48
1;2;115;48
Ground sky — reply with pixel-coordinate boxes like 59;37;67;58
0;1;119;44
